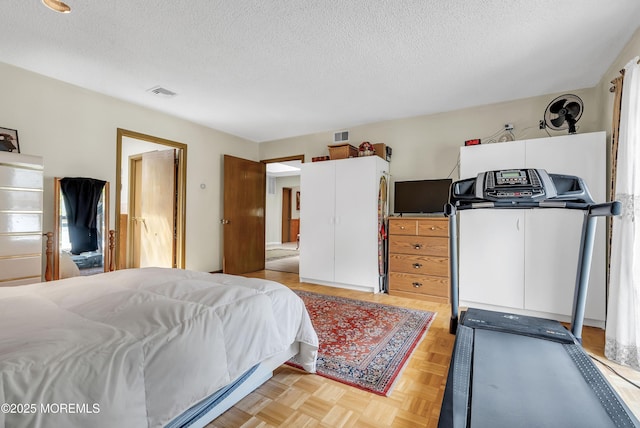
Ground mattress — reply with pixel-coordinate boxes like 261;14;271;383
0;268;318;427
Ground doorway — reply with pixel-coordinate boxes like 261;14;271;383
264;155;303;274
115;128;187;269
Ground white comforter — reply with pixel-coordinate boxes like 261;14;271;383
0;268;318;428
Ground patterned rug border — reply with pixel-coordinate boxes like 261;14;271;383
288;290;436;396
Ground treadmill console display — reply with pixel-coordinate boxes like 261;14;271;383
495;169;529;185
449;168;593;208
483;168;545;200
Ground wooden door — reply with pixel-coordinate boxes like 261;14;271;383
130;150;176;268
282;187;292;242
223;155;266;274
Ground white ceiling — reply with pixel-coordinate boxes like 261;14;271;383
3;1;640;143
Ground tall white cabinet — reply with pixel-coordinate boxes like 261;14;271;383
458;132;607;327
299;156;389;293
0;152;44;286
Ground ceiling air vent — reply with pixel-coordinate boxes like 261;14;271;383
147;86;177;97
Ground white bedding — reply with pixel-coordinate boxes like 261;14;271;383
0;268;318;427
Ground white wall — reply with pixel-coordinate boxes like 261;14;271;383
259;86;599;213
259;86;601;176
596;26;640;152
259;28;640;205
2;26;638;274
0;62;258;273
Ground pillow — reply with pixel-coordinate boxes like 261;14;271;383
60;251;81;279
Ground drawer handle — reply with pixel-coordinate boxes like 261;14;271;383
430;226;436;230
412;282;423;288
400;226;406;230
413;263;423;269
413;243;423;250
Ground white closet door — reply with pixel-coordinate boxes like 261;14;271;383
524;133;606;322
459;209;525;309
299;161;336;283
459;141;526;308
334;157;379;289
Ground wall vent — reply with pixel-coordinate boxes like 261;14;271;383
333;130;349;143
147;86;177;97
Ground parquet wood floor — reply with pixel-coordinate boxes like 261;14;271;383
208;270;640;428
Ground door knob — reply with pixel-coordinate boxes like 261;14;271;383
220;219;230;224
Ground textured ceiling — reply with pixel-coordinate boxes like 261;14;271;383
3;1;640;142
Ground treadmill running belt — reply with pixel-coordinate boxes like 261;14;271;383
471;329;634;428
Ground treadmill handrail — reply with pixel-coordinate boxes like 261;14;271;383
449;200;619;212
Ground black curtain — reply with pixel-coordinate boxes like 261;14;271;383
60;177;106;255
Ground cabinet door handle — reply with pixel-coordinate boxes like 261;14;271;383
413;263;422;269
413;243;423;250
412;282;423;288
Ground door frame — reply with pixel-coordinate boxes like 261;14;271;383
281;187;292;243
115;128;187;269
261;154;304;249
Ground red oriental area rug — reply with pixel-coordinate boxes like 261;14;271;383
288;290;436;396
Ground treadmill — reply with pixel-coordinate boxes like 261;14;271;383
438;168;639;428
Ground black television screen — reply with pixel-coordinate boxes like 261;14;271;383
393;179;452;214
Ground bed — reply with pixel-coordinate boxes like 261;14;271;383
0;268;319;427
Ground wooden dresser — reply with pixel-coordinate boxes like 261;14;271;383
0;152;44;287
388;216;450;303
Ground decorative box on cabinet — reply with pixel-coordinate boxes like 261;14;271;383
388;217;449;303
0;152;44;286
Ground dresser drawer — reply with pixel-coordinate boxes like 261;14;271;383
389;235;448;257
0;256;41;282
0;188;43;211
0;234;42;257
388;254;449;277
417;219;449;237
388;219;417;235
389;272;449;298
0;212;43;234
0;166;43;189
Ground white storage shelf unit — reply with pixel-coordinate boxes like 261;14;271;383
0;152;44;287
458;132;607;327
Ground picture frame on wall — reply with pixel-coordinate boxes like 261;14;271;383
0;127;20;153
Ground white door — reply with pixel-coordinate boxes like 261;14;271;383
459;140;526;308
334;157;381;289
299;161;335;283
459;209;525;308
524;133;606;321
524;209;586;316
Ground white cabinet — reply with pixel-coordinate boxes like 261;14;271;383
459;132;606;326
0;152;44;286
299;156;389;293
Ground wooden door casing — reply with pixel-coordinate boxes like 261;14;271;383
282;187;292;243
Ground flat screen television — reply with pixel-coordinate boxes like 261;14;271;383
393;178;452;215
